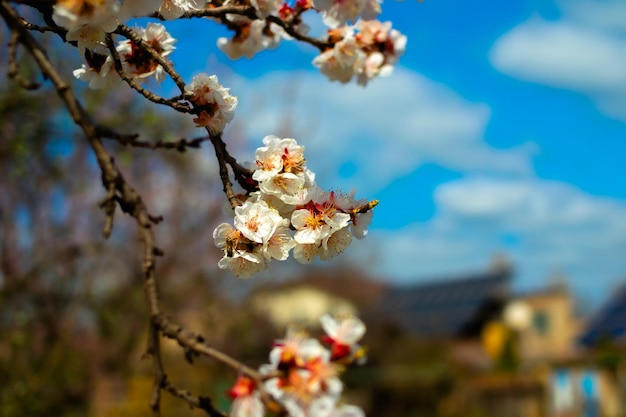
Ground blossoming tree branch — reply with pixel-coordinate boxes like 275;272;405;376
0;0;406;415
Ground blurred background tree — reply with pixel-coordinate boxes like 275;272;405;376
0;43;248;415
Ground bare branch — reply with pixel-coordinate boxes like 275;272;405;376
163;379;229;417
102;130;213;152
8;31;40;89
153;313;262;379
185;5;331;52
105;34;192;113
267;15;330;51
115;24;187;93
148;323;165;417
210;132;242;209
99;182;116;238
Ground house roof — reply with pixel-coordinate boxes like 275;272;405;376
372;267;511;340
579;282;626;346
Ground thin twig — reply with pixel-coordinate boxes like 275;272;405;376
267;15;330;51
185;5;331;51
8;31;40;89
100;129;212;152
210;132;240;209
105;34;192;113
115;24;187;93
148;323;165;417
163;379;228;417
99;182;116;238
153;313;261;379
20;18;65;34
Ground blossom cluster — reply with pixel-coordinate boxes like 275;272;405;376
71;20;177;89
60;1;239;133
60;0;406;105
228;315;367;417
214;0;407;85
184;73;238;133
313;21;406;86
54;1;199;89
213;135;376;278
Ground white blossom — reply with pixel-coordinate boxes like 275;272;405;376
53;0;120;32
251;0;282;18
329;405;366;417
185;73;237;133
334;191;375;238
217;250;266;278
159;0;205;19
263;220;296;261
217;20;282;60
228;376;264;417
313;0;366;28
354;20;407;85
116;22;176;82
292;208;332;245
73;53;120;89
259;172;309;205
320;315;366;347
66;24;108;53
230;394;264;417
234;200;283;243
351;210;373;239
320;314;366;361
320;227;353;260
293;242;321;264
119;0;163;20
313;31;364;84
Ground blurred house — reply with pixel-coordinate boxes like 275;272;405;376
579;282;626;347
514;280;582;363
574;281;626;417
476;279;624;417
364;264;625;417
372;264;511;341
224;265;626;417
249;268;386;329
251;284;358;328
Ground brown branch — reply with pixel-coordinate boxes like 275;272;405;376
99;182;116;238
115;24;187;93
185;5;331;51
148;323;165;417
20;17;65;35
210;132;241;209
99;126;212;152
266;15;330;52
223;146;256;193
105;34;192;113
153;313;261;379
8;31;40;89
163;378;229;417
169;4;258;20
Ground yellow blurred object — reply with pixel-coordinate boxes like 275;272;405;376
481;321;508;360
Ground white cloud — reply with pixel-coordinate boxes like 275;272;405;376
435;178;626;233
491;20;626;92
560;0;626;33
350;177;626;304
230;68;533;194
490;3;626;120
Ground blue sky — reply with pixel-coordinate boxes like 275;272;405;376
159;0;626;308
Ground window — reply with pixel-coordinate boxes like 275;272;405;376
533;310;550;336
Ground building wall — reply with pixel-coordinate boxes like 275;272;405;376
517;289;580;362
